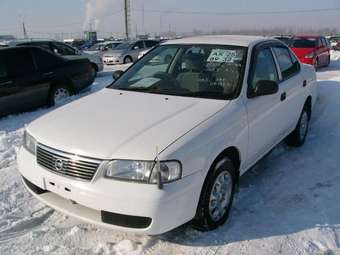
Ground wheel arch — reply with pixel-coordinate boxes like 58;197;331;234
305;96;312;119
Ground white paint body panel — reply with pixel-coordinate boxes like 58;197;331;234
17;36;317;234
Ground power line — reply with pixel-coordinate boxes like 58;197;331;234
133;7;340;16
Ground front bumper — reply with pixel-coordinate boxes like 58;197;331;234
17;148;203;235
103;56;123;65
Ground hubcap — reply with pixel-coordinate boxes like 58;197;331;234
300;111;309;140
209;171;233;222
125;58;132;63
54;88;70;104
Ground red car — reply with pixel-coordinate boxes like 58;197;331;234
290;35;331;69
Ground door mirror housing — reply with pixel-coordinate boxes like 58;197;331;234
251;80;279;97
112;70;124;81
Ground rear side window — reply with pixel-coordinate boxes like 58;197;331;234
272;47;300;80
250;48;279;90
5;48;35;76
0;54;7;78
32;48;63;71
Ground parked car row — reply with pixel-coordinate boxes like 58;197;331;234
0;46;95;117
274;35;331;70
17;35;317;235
102;39;160;65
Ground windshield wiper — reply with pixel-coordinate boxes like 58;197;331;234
181;91;231;100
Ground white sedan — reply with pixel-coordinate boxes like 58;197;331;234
17;35;317;235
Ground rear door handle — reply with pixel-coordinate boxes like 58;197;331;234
0;81;13;86
281;92;287;102
44;72;54;77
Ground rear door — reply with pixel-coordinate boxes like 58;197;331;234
271;45;305;133
0;51;19;116
5;48;51;113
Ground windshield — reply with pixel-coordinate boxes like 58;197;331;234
115;42;133;50
88;43;104;51
109;45;247;100
292;38;317;48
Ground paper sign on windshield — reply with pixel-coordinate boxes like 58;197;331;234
207;49;237;63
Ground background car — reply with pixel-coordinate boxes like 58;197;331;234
84;41;122;55
290;35;331;69
103;39;159;65
0;46;94;117
8;39;103;77
329;36;340;50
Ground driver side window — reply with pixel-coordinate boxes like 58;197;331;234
250;48;279;91
133;41;145;50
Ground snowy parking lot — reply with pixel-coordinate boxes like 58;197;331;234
1;52;340;255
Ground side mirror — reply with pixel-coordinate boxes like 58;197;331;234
251;80;279;97
112;70;124;81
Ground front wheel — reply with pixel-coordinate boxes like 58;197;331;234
192;157;236;231
286;107;310;147
124;56;133;64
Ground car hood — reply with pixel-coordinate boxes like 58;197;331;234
291;48;315;58
28;89;228;160
64;53;100;63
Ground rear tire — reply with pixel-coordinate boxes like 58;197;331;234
285;106;310;147
49;83;72;106
192;157;236;231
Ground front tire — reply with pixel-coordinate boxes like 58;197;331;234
193;157;236;231
124;56;133;64
286;106;310;147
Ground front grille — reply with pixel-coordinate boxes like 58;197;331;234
36;144;102;181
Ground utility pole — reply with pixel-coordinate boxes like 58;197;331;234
22;21;28;39
124;0;131;39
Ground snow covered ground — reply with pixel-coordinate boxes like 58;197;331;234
1;52;340;255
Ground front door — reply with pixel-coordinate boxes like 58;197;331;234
245;47;284;167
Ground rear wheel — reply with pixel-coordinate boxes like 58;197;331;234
286;106;310;147
49;84;72;106
193;157;236;231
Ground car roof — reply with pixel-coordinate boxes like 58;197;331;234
162;35;269;47
293;35;322;39
11;39;57;45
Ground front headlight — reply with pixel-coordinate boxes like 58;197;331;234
104;160;182;184
305;52;315;59
23;130;37;155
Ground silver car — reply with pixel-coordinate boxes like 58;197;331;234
103;39;159;65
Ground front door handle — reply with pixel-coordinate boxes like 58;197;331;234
0;81;13;86
303;80;307;87
281;92;287;102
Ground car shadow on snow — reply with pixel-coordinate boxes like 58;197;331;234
155;79;340;248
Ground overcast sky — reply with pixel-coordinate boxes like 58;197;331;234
1;0;339;38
